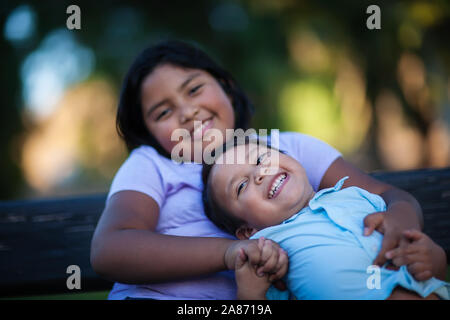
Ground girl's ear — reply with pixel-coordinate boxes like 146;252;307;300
235;225;258;240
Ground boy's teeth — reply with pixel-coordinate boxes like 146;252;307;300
268;173;286;198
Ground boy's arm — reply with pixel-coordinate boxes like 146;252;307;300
386;229;447;281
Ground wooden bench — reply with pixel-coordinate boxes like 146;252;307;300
0;168;449;298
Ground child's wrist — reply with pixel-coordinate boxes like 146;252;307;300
237;289;267;300
223;240;239;270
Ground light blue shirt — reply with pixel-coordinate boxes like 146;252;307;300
251;177;449;300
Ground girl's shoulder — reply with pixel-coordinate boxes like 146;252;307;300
128;144;179;168
123;144;202;180
276;131;332;152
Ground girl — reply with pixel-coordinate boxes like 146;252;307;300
90;40;426;300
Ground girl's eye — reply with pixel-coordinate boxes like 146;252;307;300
189;84;203;95
237;180;247;196
156;109;171;121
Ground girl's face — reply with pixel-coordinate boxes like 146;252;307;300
140;64;235;161
209;144;315;232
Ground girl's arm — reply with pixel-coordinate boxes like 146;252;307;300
319;157;423;267
90;190;278;284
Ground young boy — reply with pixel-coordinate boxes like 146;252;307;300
202;138;449;300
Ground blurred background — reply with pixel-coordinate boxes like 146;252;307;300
1;0;449;200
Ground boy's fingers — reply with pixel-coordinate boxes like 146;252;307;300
413;270;433;282
258;237;265;250
386;237;415;267
259;242;280;275
402;229;423;242
407;261;428;276
272;280;287;291
269;249;289;282
403;243;421;255
392;255;409;267
245;241;262;267
385;247;401;260
260;240;274;263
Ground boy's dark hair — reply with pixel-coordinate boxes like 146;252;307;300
116;40;254;156
202;136;283;236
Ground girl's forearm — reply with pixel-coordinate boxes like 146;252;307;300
379;187;424;230
91;229;235;284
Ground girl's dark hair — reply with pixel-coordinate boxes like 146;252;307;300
116;40;254;155
202;136;284;236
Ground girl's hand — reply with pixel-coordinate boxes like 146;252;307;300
385;230;447;281
224;237;288;289
235;248;271;300
363;207;420;267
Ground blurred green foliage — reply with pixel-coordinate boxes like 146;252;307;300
1;0;449;199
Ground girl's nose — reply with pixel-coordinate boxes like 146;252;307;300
180;106;199;123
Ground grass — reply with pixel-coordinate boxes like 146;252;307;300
3;266;449;300
2;291;109;300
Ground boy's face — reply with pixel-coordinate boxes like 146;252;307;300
209;143;315;235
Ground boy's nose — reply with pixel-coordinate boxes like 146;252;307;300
254;166;277;184
254;174;264;185
254;168;267;184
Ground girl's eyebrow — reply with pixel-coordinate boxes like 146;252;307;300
146;72;202;118
146;99;168;118
178;72;201;92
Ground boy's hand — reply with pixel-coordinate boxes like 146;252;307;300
384;229;447;281
225;237;288;289
256;238;288;288
235;248;271;300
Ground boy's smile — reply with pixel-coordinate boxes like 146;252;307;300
268;172;288;199
209;143;316;233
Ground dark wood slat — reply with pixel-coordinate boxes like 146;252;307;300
372;168;450;258
0;168;449;297
0;194;112;296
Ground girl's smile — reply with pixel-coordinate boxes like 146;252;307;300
140;64;235;161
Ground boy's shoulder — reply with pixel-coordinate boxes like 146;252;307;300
309;177;386;213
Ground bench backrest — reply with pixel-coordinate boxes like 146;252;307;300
0;168;449;297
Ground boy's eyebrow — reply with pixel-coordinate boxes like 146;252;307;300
145;72;201;118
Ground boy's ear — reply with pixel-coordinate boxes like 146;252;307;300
235;225;258;240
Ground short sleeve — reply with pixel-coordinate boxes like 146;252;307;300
278;132;342;191
107;147;165;207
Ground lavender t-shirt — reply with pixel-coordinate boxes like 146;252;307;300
106;132;341;300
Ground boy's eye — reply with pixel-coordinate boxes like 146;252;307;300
237;180;247;196
256;152;271;165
